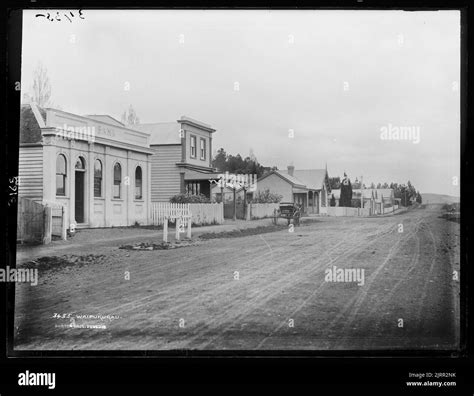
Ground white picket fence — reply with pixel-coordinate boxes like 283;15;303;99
189;203;224;225
150;202;224;226
327;207;371;217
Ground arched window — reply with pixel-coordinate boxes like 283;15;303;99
56;154;67;196
113;163;121;198
94;160;102;197
135;166;142;199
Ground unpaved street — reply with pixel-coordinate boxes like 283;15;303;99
14;204;460;351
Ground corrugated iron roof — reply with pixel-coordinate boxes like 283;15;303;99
132;122;181;145
280;169;328;191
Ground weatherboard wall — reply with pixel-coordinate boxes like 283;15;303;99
150;145;182;202
18;145;44;201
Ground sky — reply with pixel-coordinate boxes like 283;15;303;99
22;9;460;195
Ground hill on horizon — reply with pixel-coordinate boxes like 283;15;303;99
421;193;460;204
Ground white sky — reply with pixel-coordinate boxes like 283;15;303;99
22;9;460;195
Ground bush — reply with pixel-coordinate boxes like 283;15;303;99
350;199;361;208
251;189;283;203
170;193;210;203
330;194;336;207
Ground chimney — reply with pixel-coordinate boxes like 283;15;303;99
287;164;295;176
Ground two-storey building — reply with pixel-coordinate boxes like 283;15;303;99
133;116;219;202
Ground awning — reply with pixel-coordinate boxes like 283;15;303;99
293;188;309;194
184;170;222;181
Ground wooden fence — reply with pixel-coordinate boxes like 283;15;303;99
223;203;245;220
150;202;190;225
327;207;371;217
189;203;224;225
250;203;280;219
17;197;45;244
150;202;224;226
17;198;67;244
49;202;67;239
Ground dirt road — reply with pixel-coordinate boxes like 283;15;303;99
13;204;460;351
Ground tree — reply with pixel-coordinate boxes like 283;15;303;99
211;149;265;178
32;61;51;107
212;148;227;171
352;177;362;189
329;177;341;190
407;180;416;202
339;173;353;207
416;191;423;204
121;105;140;126
251;189;282;203
170;193;210;203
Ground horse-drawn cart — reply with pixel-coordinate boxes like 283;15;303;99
272;202;301;226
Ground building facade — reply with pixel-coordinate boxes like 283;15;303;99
133;116;219;202
255;165;330;215
18;103;153;228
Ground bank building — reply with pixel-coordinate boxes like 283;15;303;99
18;101;154;229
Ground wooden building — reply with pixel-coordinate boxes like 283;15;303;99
133;116;219;202
255;165;331;214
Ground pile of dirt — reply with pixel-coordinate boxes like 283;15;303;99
438;212;460;224
118;241;196;250
21;254;108;271
198;224;288;240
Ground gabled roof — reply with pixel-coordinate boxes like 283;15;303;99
20;103;45;144
84;115;124;127
280;169;329;191
133;116;215;145
132;122;181;145
258;170;307;189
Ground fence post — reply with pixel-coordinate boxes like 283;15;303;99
163;217;168;242
187;216;192;239
43;205;52;245
233;188;237;221
175;217;180;241
61;205;67;240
